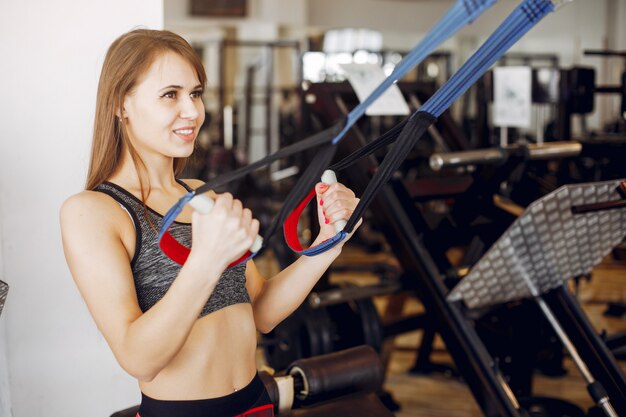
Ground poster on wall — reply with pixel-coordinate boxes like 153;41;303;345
493;66;532;128
339;63;410;116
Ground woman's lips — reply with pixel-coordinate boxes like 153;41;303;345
173;127;195;142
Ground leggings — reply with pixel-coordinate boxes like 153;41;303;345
136;373;274;417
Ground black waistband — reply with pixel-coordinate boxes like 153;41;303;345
138;373;266;417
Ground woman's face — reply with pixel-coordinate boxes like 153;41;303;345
122;51;205;160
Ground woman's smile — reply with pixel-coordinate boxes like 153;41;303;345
173;126;196;142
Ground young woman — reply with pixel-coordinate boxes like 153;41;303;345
60;29;360;417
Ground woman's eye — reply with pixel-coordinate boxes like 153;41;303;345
162;91;177;99
191;90;203;99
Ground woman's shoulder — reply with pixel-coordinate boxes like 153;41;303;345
60;189;129;230
61;189;118;212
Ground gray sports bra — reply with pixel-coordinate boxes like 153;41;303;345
94;181;250;317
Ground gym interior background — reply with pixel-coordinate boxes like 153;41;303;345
1;0;626;416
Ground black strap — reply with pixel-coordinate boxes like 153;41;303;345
264;143;338;240
344;111;437;233
195;122;344;195
329;119;408;173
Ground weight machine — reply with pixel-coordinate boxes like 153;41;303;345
449;180;626;417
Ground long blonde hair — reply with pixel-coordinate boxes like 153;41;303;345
85;29;206;195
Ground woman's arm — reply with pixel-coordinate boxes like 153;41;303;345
60;190;258;381
247;182;360;333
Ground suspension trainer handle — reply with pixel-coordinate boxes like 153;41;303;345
321;170;348;233
189;193;264;253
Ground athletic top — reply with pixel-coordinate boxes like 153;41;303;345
94;180;250;318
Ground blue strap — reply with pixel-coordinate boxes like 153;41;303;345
266;0;498;256
327;0;559;257
333;0;497;145
158;190;261;267
296;232;348;256
421;0;555;117
158;191;195;242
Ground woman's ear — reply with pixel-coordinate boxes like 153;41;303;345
115;105;127;117
114;109;126;123
117;95;130;119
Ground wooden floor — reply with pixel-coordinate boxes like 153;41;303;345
254;247;626;416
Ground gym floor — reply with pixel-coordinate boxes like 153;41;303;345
255;246;626;416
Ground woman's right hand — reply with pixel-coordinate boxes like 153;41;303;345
188;192;260;271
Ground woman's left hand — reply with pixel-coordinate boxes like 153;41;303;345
314;181;361;243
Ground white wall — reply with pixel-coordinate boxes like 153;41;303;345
0;1;163;416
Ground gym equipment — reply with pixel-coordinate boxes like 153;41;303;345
472;61;614;148
307;280;400;309
221;40;303;160
303;53;613;417
449;180;626;417
157;190;262;267
430;141;582;171
0;280;8;317
261;283;386;371
306;84;525;416
429;140;584;210
296;0;572;257
190;38;304;160
277;345;384;409
261;301;335;371
110;346;392;417
467;53;560;148
583;50;626;120
546;56;625;142
560;51;626;188
477;65;593;143
188;193;264;253
439;56;623;205
297;44;517;392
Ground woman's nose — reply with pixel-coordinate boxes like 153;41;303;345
180;96;200;119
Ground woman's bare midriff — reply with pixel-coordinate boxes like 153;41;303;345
138;302;259;400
